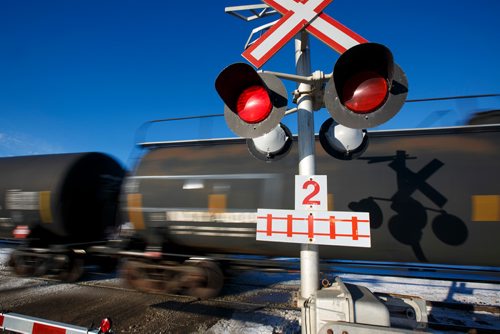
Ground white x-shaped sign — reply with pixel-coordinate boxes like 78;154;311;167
242;0;367;68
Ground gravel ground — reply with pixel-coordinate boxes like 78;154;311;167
1;245;300;333
0;271;300;333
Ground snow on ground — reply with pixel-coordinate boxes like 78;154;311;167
206;309;300;334
230;270;500;306
0;244;12;270
205;270;500;333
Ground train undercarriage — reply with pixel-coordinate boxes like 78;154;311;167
120;255;224;298
6;240;226;299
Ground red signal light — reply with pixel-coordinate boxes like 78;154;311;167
236;85;272;123
341;71;388;114
215;63;287;138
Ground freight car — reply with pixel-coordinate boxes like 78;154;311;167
0;152;125;281
119;123;500;296
1;122;499;297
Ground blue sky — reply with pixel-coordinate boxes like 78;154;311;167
1;0;500;167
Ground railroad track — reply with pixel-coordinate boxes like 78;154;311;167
2;241;499;283
321;260;500;284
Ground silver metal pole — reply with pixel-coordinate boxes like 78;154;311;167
295;31;318;334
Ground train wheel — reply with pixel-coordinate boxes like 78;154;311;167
183;260;224;299
121;260;146;289
33;259;49;277
57;257;84;282
121;260;171;293
10;251;36;277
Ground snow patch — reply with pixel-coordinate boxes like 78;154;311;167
207;309;300;334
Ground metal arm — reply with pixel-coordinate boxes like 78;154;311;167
225;4;277;22
258;69;332;85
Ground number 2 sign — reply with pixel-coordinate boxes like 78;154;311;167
295;175;328;211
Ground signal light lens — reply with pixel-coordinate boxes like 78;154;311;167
236;85;272;123
341;71;388;114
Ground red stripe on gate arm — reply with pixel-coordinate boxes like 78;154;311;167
266;213;273;236
352;216;359;240
329;216;336;239
287;214;293;237
33;322;66;334
308;214;314;239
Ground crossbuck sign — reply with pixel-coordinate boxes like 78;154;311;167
242;0;367;68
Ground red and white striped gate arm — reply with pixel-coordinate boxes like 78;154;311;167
0;312;106;334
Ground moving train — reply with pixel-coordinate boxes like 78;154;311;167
1;112;499;297
0;152;125;281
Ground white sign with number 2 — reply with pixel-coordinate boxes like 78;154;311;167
295;175;328;211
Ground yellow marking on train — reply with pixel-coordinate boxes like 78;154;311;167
127;193;145;230
328;193;334;211
472;195;500;221
208;194;227;213
39;191;53;223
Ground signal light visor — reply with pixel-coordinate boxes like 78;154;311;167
236;85;272;123
342;71;388;114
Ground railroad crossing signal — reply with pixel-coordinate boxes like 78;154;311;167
242;0;367;68
216;4;409;161
215;62;293;161
318;43;408;159
215;42;408;161
214;63;288;138
220;3;410;333
323;43;409;129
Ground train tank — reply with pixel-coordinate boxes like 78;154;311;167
124;124;500;268
0;152;125;244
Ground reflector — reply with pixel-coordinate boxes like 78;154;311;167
342;71;388;113
99;318;112;334
236;85;272;123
